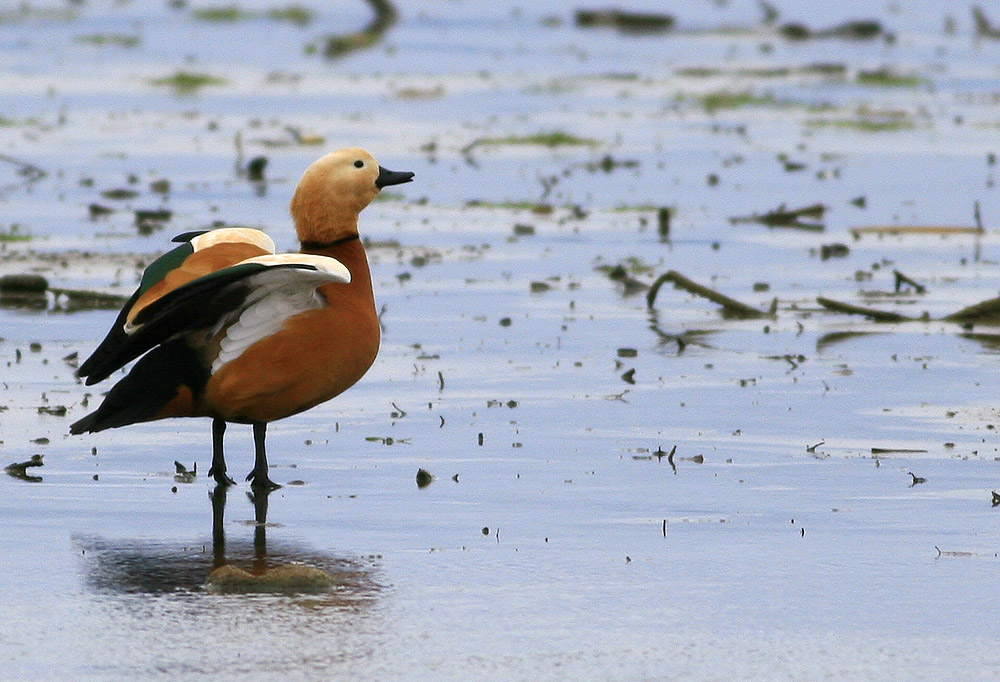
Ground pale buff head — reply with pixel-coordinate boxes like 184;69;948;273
290;148;413;245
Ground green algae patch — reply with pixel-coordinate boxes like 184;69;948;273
266;5;315;26
149;71;228;93
191;5;254;22
461;132;599;163
466;132;598;150
806;117;916;132
192;4;315;26
0;225;32;243
856;68;926;88
698;90;787;113
75;34;141;48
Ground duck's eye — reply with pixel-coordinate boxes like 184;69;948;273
354;160;364;168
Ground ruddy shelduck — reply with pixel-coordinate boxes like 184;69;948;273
71;148;414;489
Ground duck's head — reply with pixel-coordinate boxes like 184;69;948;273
291;147;414;245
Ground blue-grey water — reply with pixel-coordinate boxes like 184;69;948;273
2;1;1000;679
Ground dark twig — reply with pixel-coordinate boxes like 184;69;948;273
0;153;47;193
648;270;769;318
323;0;398;58
816;296;915;322
4;454;43;481
730;203;825;230
851;225;982;238
892;270;925;294
973;6;1000;38
943;296;1000;323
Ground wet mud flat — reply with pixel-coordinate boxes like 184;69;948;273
3;1;1000;680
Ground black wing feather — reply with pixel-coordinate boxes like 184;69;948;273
80;262;318;385
75;288;142;381
70;340;209;433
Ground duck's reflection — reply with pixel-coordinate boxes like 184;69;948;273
81;485;380;603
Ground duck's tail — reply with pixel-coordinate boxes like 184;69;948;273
70;341;208;434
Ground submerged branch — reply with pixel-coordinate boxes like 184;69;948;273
943;296;1000;323
648;270;769;318
851;225;983;238
730;203;825;230
816;296;916;322
322;0;398;58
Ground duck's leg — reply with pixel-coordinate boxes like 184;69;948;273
208;418;236;486
246;421;281;490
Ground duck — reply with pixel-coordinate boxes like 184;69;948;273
70;148;414;490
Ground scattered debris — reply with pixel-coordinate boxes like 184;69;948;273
246;156;268;182
5;454;43;482
779;19;882;41
657;207;670;240
150;179;170;194
574;8;674;33
461;132;598;166
893;270;926;294
819;243;849;260
174;461;197;483
148;70;227;93
322;0;398;58
583;155;639;173
603;263;648;296
816;296;916;322
416;468;434;488
973;6;1000;39
647;270;770;318
851;225;983;238
88;203;114;218
135;208;173;235
50;287;130;311
855;68;923;88
943;296;1000;323
100;188;139;200
935;546;973;558
0;274;48;294
731;203;825;230
0;153;46;193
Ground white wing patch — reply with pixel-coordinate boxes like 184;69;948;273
191;227;276;254
211;256;351;374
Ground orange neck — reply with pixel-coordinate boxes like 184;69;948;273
300;238;375;306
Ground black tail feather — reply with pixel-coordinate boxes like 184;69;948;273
70;341;207;434
76;289;140;384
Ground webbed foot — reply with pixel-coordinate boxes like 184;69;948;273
209;467;236;487
246;468;281;491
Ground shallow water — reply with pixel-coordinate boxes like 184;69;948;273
3;1;1000;679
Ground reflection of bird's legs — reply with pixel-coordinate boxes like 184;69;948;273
246;422;281;490
208;418;236;486
248;486;271;573
209;483;229;569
